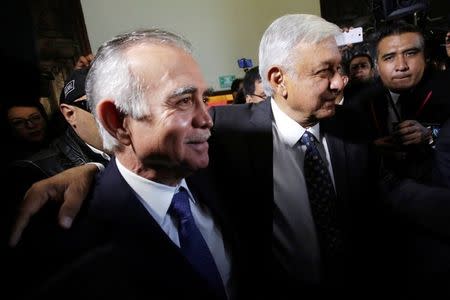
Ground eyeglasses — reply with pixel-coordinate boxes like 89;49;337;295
71;100;91;113
9;113;44;129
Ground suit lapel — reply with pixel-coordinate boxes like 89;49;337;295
90;160;204;280
322;125;348;203
321;114;350;216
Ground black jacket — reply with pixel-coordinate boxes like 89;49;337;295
2;127;109;248
11;127;108;179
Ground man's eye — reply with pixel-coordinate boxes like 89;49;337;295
405;50;418;57
317;69;331;76
12;120;25;127
202;96;209;104
179;96;193;104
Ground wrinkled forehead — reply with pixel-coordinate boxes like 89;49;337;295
293;36;339;55
126;44;191;74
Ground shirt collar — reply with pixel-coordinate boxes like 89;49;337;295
389;91;400;104
115;158;191;225
85;143;111;161
271;97;321;147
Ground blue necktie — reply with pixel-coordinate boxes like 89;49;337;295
169;187;226;299
300;132;344;271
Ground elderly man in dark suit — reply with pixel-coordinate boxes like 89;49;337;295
6;29;238;300
207;14;383;297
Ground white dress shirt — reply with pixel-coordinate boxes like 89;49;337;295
387;91;402;134
115;158;232;297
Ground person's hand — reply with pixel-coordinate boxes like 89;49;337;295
374;135;397;148
374;135;407;160
9;164;99;247
338;26;355;52
393;120;431;145
74;54;94;69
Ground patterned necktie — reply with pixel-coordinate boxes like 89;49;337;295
300;131;344;274
169;187;226;299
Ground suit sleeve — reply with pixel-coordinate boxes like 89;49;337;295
384;178;450;239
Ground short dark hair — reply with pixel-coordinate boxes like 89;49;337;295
242;66;261;97
349;53;374;68
375;21;424;57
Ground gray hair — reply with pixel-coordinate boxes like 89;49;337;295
86;29;192;152
258;14;341;96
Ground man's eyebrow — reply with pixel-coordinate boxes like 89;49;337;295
402;46;421;53
381;46;421;59
169;86;197;98
380;51;396;59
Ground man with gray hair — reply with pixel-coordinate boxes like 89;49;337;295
209;14;380;296
7;29;232;300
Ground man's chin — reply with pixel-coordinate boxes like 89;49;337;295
187;157;209;171
318;102;336;118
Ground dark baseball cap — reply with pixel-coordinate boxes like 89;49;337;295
60;68;88;105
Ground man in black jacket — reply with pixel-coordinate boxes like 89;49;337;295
3;68;110;275
8;68;110;198
352;21;450;183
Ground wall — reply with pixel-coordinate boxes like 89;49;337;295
80;0;320;90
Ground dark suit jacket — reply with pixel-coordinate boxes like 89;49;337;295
383;177;450;297
2;127;110;248
207;100;382;297
348;71;450;183
9;159;235;300
433;118;450;188
355;70;450;135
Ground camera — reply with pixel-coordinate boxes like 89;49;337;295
422;122;441;146
237;58;253;69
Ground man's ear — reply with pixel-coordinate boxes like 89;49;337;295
97;100;132;146
267;66;287;98
59;104;76;125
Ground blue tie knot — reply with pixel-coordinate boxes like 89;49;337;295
169;187;192;222
300;131;318;147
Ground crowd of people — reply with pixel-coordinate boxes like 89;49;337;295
2;11;450;300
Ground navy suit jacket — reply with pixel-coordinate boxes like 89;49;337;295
10;159;233;300
207;99;382;297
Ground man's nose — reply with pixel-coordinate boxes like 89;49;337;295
395;55;409;71
194;104;213;129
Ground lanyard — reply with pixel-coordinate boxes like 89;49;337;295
415;91;433;118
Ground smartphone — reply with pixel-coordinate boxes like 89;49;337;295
335;27;363;46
